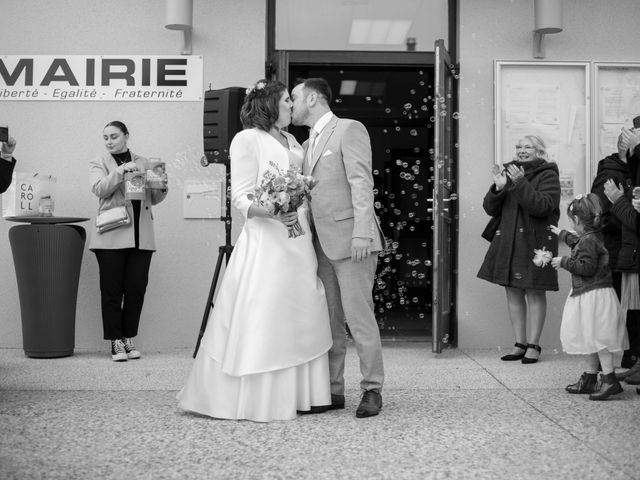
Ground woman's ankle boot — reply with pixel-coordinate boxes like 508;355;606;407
589;373;624;401
565;372;598;394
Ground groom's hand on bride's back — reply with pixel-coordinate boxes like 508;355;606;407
351;237;371;262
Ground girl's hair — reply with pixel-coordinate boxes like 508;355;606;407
521;135;548;161
240;79;287;131
567;193;603;232
104;120;129;136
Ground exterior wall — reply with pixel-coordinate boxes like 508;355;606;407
0;0;266;350
458;0;640;347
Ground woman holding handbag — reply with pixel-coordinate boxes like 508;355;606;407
477;135;561;363
89;121;168;361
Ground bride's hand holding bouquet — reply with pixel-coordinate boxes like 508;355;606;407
276;210;299;228
253;162;318;238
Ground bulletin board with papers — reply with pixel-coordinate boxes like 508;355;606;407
495;61;590;231
594;62;640;166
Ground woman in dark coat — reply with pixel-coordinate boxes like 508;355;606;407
478;135;561;363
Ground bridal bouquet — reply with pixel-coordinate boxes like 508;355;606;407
253;162;318;238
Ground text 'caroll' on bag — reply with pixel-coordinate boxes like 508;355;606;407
1;171;57;217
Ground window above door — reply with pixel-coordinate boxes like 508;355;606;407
274;0;448;52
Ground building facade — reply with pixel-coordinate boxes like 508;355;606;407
1;0;639;351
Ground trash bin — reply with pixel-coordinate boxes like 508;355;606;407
7;216;88;358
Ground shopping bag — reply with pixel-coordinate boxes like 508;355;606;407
1;171;57;217
146;159;166;190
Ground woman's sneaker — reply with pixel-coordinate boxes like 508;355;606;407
111;339;128;362
122;338;141;359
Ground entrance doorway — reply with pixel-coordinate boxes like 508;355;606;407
287;64;435;338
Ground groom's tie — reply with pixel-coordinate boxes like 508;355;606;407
305;129;318;174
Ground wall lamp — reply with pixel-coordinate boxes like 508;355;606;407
165;0;193;55
533;0;563;59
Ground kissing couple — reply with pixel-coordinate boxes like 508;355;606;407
177;77;386;422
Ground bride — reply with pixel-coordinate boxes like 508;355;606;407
177;80;332;422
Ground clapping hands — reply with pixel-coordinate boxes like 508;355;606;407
492;163;525;190
492;164;506;191
603;179;624;203
619;127;640;157
504;164;525;183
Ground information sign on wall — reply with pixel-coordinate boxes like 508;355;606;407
0;55;203;101
594;62;640;163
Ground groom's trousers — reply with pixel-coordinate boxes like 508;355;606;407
315;242;384;395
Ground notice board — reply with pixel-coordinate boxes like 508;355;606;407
495;61;590;230
594;62;640;164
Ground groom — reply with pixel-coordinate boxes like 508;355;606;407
291;78;385;418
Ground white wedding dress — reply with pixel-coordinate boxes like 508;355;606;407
177;128;332;422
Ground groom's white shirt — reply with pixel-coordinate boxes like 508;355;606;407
310;111;334;154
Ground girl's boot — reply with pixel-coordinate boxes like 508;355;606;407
565;372;598;394
589;373;623;401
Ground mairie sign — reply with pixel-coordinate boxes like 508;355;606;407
0;55;203;102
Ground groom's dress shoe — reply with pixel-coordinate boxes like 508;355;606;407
355;390;382;418
301;405;330;414
298;394;345;415
330;394;345;410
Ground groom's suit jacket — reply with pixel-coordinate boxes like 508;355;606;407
305;114;385;260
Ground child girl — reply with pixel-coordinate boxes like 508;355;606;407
550;193;629;400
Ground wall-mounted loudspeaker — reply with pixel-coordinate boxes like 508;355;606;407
202;87;245;166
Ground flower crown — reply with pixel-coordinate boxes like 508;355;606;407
246;81;267;96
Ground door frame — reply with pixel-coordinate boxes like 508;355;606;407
432;39;459;352
267;51;435;85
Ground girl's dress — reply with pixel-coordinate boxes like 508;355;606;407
559;231;629;354
177;128;332;422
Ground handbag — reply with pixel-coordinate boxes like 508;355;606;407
96;205;130;233
481;215;501;242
